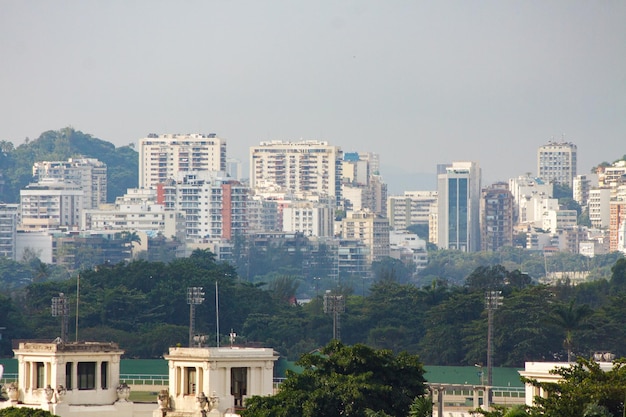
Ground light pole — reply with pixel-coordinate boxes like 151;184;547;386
187;287;205;347
51;292;69;342
323;290;345;341
485;290;503;408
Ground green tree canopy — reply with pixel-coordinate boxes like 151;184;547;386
0;407;59;417
242;340;427;417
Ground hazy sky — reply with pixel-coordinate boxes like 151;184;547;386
1;1;624;193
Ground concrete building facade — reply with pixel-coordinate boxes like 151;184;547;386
480;182;514;252
0;203;19;260
588;188;611;229
33;158;107;208
537;141;577;187
387;191;438;231
572;174;597;208
158;172;248;241
249;140;343;206
282;201;333;237
138;133;226;189
19;179;84;231
340;210;390;263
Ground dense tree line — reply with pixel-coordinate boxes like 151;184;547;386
3;249;626;367
0;127;137;203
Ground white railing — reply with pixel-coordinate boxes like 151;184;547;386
119;374;168;388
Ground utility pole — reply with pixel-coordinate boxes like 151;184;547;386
485;290;503;408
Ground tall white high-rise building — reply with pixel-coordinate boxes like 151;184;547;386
159;171;248;241
250;140;343;206
437;161;481;252
537;141;577;187
138;133;226;189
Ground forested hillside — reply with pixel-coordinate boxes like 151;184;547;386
0;127;137;203
3;249;626;368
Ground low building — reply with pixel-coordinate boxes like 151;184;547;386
164;346;278;415
1;340;278;417
519;356;614;407
1;340;153;417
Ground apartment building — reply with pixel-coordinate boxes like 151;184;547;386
480;182;514;251
598;160;626;189
572;174;598;208
249;140;343;206
138;133;226;189
588;188;611;229
340;210;390;263
0;203;19;259
342;152;387;216
537;141;577;187
158;172;248;241
19;179;84;231
609;187;626;252
282;201;334;237
82;188;185;241
387;191;438;231
509;174;553;224
33;158;107;209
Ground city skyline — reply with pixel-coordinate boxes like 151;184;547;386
1;1;625;193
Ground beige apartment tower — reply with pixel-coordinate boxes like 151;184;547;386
250;140;343;206
138;133;226;189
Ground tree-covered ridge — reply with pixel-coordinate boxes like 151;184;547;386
0;127;137;203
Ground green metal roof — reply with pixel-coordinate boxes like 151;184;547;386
0;357;524;388
424;366;524;388
120;359;167;375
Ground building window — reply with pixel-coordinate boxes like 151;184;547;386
185;367;196;395
36;362;45;388
231;367;248;407
101;362;108;389
66;362;73;390
78;362;96;390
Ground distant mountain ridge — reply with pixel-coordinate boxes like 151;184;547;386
0;127;138;203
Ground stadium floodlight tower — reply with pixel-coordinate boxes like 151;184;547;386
51;292;69;342
187;287;205;347
323;290;345;341
485;290;503;407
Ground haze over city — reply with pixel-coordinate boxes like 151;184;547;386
1;1;624;193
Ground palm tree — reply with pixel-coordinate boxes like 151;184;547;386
408;395;433;417
551;300;593;362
